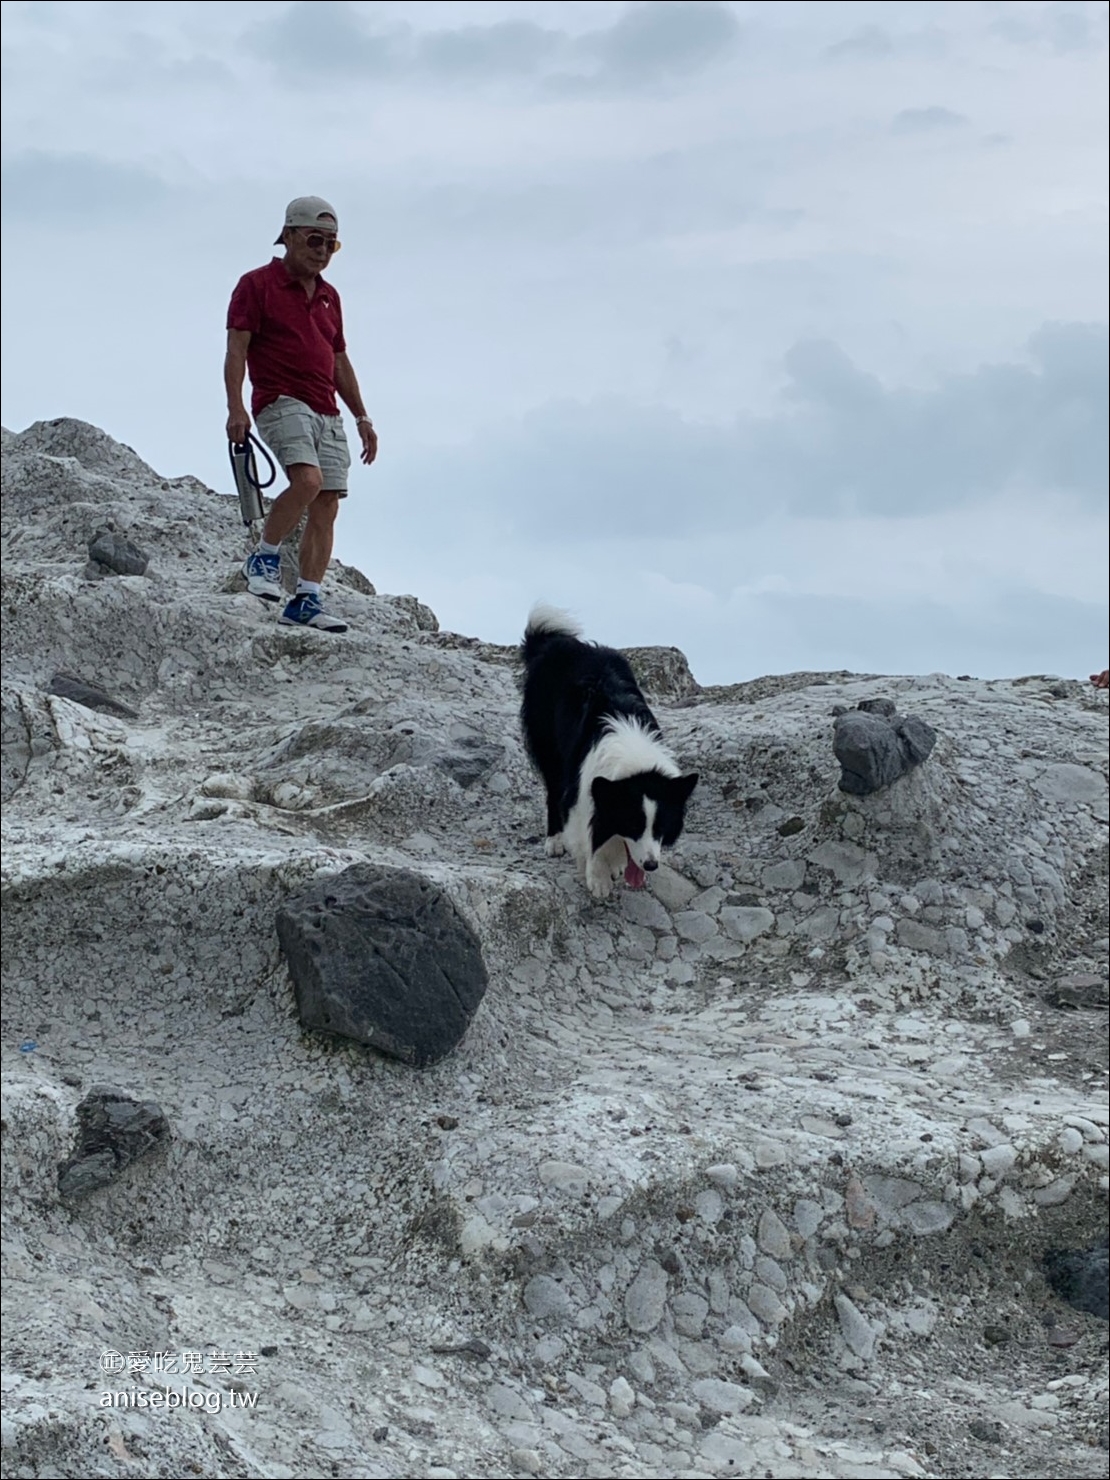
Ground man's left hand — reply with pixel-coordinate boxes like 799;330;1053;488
358;421;378;466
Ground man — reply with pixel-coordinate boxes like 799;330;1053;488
225;195;377;632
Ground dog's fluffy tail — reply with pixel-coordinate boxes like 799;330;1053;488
522;602;582;661
526;602;582;638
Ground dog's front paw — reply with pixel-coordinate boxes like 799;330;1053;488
545;834;566;857
586;863;613;900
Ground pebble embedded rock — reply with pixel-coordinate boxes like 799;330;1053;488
672;1291;710;1336
747;1283;788;1325
523;1275;575;1321
673;909;718;943
609;1375;636;1418
762;860;807;891
538;1160;591;1192
896;918;947;954
1032;763;1107;806
835;1293;878;1361
692;1377;754;1416
625;1261;669;1333
719;906;775;942
649;865;699;912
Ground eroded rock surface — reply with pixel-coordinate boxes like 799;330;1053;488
2;419;1108;1480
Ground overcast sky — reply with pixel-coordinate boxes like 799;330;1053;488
2;0;1107;683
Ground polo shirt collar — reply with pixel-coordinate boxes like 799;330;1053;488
268;256;330;293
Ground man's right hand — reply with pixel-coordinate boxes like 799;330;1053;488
226;410;251;445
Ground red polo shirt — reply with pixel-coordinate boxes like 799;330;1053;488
227;258;347;418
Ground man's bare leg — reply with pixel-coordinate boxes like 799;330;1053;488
298;490;340;584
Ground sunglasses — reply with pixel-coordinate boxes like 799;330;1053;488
297;230;341;254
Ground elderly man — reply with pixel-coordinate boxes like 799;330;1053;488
225;196;377;632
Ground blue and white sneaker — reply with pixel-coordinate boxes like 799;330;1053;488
242;550;283;603
279;592;348;633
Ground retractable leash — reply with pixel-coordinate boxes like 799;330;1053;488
228;435;277;544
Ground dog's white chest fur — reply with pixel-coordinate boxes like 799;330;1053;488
556;720;676;899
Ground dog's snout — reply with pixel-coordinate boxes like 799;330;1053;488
642;858;658;871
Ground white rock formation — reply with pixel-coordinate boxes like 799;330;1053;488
1;418;1107;1479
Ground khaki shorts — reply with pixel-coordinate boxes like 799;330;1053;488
255;396;351;496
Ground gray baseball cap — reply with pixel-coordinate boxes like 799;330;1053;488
274;196;338;244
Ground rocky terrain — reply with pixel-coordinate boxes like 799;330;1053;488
1;418;1107;1480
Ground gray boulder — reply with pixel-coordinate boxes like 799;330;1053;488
58;1087;171;1200
380;593;439;633
331;560;377;596
1043;1241;1109;1321
623;645;700;702
834;707;937;796
48;672;139;720
1044;973;1108;1010
277;864;489;1068
435;737;503;788
87;527;149;577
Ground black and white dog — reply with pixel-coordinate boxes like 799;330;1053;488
520;604;698;900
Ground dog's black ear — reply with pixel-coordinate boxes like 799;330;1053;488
674;772;699;802
592;776;616;805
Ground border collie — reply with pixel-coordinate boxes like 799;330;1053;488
520;604;698;900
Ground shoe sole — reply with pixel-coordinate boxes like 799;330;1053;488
278;617;348;633
248;587;283;604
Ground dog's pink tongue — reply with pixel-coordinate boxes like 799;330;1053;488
624;845;647;890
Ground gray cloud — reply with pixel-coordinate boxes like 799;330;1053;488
374;138;766;255
415;20;562;79
890;106;968;135
243;0;740;92
381;322;1108;541
0;151;168;224
823;22;946;62
990;5;1104;54
2;0;68;26
246;0;402;77
0;5;234;95
823;25;896;61
567;1;741;89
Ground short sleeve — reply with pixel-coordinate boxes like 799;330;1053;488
227;274;262;334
